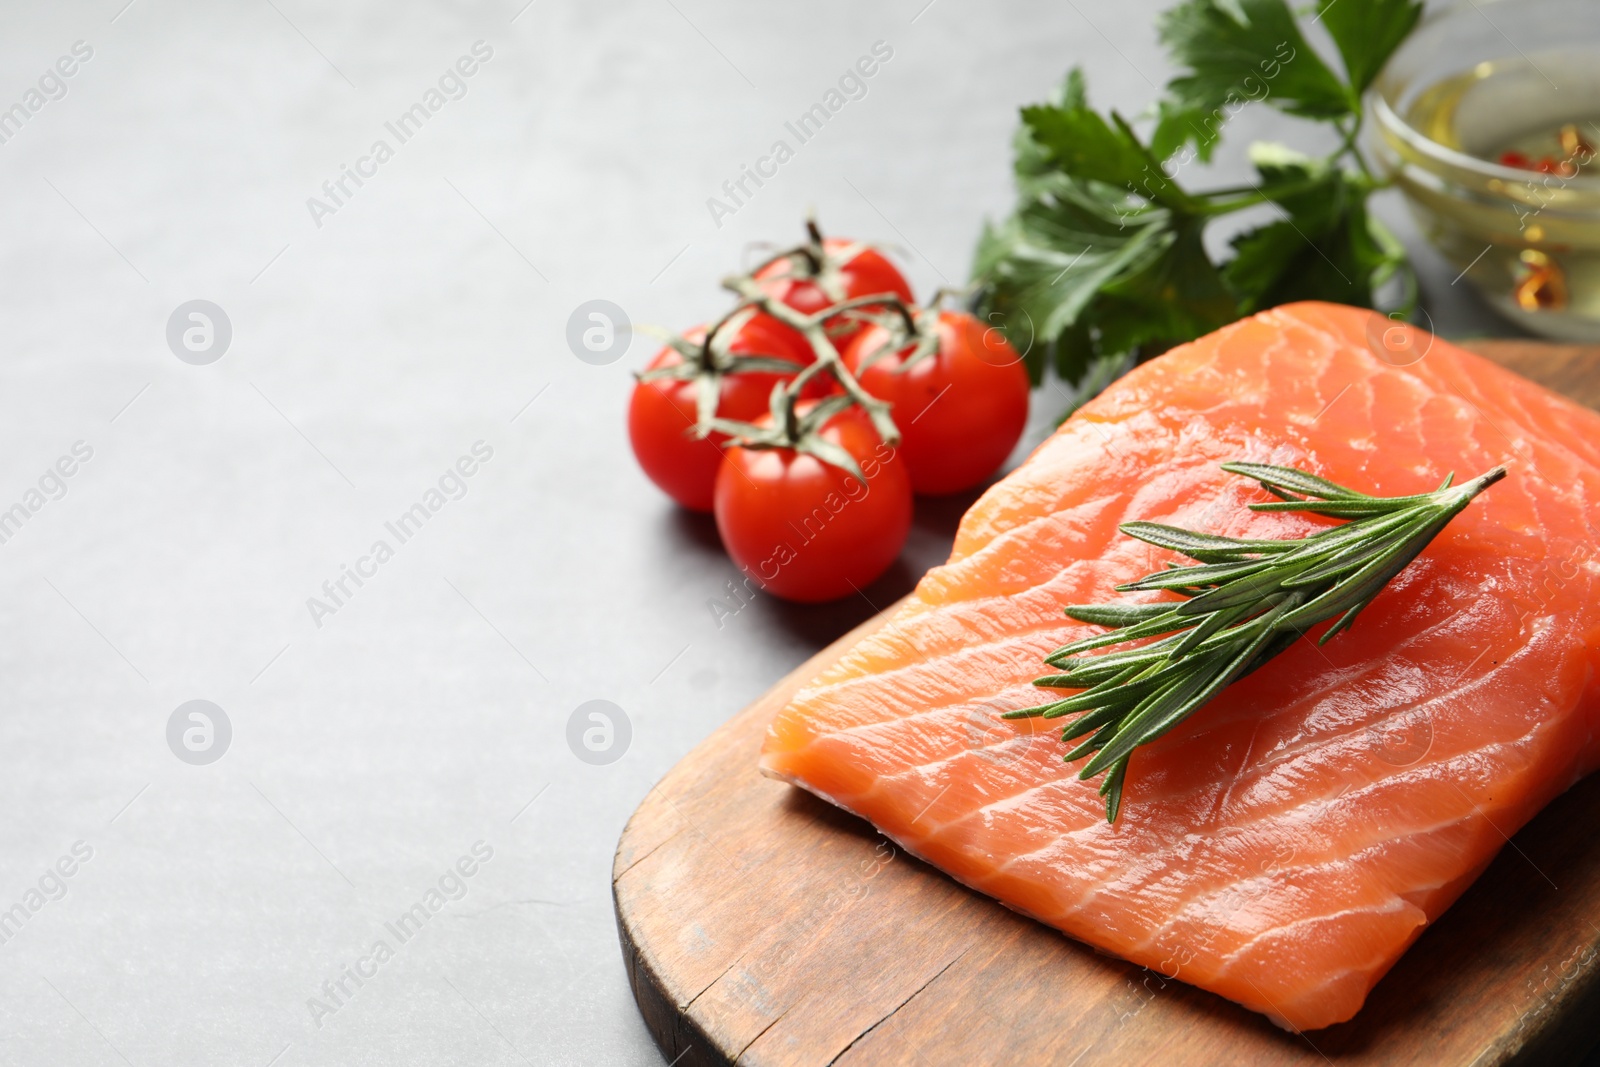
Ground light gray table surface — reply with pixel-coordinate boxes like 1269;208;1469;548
0;2;1522;1065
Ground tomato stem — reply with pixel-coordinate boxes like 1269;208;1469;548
696;302;749;371
801;216;825;274
721;273;902;450
823;292;920;338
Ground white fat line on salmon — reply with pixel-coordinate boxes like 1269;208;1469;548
909;787;951;827
1150;784;1368;979
705;41;894;230
1428;537;1597;690
304;441;494;629
304;840;495;1030
1143;779;1405;993
1520;540;1596;630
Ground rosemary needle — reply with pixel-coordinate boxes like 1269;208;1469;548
1004;461;1507;823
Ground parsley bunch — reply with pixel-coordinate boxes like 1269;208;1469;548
973;0;1425;390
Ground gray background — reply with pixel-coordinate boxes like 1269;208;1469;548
0;1;1518;1065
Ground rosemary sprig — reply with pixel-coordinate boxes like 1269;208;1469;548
1004;461;1507;823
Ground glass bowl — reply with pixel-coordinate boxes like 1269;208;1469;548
1370;0;1600;340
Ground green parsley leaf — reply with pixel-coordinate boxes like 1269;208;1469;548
1093;216;1236;354
1316;0;1424;95
978;67;1228;384
1022;103;1196;211
970;0;1423;408
1012;70;1088;198
1150;98;1222;164
973;184;1171;384
1052;316;1096;384
1159;0;1353;136
1224;144;1386;311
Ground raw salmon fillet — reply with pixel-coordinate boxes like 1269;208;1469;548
759;302;1600;1031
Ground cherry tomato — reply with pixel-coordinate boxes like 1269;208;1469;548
627;312;811;512
755;238;914;349
714;405;912;603
843;310;1030;496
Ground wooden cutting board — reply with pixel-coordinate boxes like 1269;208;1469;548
613;339;1600;1067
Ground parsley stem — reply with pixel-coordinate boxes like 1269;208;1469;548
1194;193;1269;215
1192;171;1342;216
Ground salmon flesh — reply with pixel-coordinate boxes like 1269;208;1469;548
759;302;1600;1031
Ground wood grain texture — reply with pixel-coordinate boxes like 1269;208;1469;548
1459;339;1600;412
613;340;1600;1067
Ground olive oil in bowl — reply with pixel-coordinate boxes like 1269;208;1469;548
1372;1;1600;340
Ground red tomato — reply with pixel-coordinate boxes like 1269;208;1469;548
627;312;811;512
714;405;912;603
843;310;1030;496
755;238;914;348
